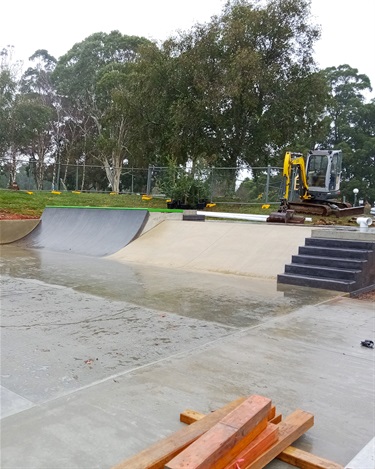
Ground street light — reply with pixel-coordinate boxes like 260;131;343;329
353;188;359;206
122;158;134;194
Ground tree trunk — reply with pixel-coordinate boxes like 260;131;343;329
9;150;17;185
35;158;44;190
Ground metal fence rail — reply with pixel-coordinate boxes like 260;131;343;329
1;159;284;205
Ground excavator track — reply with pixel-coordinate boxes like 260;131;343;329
287;202;332;216
287;202;364;217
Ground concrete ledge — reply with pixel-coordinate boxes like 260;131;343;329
0;219;40;244
312;227;375;241
345;437;374;468
141;211;183;236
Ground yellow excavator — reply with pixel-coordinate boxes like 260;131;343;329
268;150;364;222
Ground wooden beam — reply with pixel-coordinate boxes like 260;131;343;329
181;408;337;469
278;446;344;469
241;409;314;469
166;395;272;469
180;406;278;426
267;405;276;421
180;409;205;425
112;397;247;469
269;414;282;425
222;423;278;469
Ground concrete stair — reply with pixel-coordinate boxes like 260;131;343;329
278;237;375;292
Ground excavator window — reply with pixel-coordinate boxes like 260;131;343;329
329;153;342;190
307;155;328;188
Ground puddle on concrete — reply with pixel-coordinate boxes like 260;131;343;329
0;245;338;328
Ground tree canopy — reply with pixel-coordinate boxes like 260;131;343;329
0;0;374;201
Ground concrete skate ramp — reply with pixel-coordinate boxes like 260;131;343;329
110;220;313;278
17;207;149;257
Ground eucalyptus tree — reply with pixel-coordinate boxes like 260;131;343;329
11;95;54;188
0;71;52;188
154;0;327;169
0;46;24;185
19;50;61;188
321;64;374;202
52;31;152;192
0;68;17;184
0;47;53;188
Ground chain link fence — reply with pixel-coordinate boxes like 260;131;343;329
150;165;284;205
0;158;150;194
1;158;284;204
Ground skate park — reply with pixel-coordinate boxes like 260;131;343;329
1;206;374;468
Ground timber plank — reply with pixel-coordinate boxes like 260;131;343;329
267;405;276;421
181;405;277;425
269;414;282;425
242;409;314;469
111;397;246;469
223;423;279;469
180;409;206;425
166;395;272;469
278;446;344;469
181;408;321;469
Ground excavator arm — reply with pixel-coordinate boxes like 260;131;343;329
282;152;311;202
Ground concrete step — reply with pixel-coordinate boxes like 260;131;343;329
277;273;355;292
299;245;371;260
306;237;375;251
291;254;366;270
284;263;361;280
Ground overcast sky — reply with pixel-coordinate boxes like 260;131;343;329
2;0;374;98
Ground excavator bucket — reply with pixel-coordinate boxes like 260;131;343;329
267;209;305;224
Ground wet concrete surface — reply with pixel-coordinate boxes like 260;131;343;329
0;245;335;327
1;244;374;468
1;275;236;406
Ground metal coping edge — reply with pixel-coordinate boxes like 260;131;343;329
44;205;184;213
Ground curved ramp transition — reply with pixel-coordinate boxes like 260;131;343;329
17;207;149;257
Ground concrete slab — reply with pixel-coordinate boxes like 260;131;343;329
1;293;374;469
0;386;35;418
1;220;374;469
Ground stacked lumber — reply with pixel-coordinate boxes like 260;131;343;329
112;395;344;469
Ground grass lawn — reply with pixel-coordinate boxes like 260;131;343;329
0;188;358;226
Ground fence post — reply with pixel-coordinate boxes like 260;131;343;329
146;165;153;195
210;167;215;203
265;164;271;203
75;164;79;191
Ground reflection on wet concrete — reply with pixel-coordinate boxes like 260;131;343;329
0;244;342;423
2;275;236;405
0;245;338;328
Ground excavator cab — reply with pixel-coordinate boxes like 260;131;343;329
305;150;342;200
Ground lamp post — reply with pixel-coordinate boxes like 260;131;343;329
353;188;359;207
123;158;134;194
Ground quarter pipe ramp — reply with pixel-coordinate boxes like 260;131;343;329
16;207;149;257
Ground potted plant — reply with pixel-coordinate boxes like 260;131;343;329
161;159;209;209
